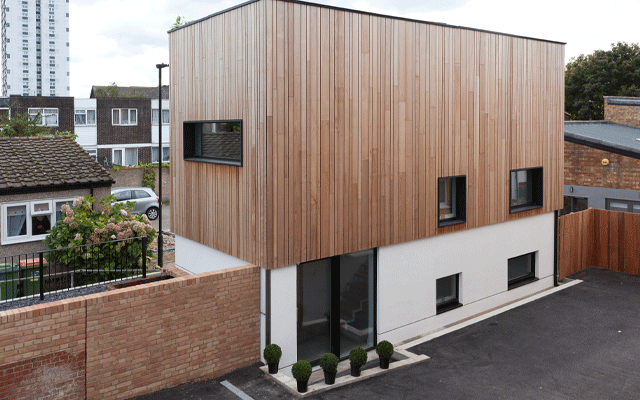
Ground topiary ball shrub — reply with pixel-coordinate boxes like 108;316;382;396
292;360;313;382
376;340;394;359
319;353;339;374
349;347;368;367
263;344;282;364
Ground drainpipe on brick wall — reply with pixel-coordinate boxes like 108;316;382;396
554;210;559;286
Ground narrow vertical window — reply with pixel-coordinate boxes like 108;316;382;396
438;175;466;227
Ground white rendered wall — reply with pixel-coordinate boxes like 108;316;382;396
174;235;249;274
377;212;555;345
151;99;171;145
74;99;97;147
267;265;297;373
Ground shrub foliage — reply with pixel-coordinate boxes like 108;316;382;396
44;195;156;274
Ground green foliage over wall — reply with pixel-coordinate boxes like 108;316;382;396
566;42;640;120
0;110;73;138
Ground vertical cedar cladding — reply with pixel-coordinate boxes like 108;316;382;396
169;0;565;269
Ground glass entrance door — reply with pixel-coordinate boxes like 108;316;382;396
297;249;376;362
297;259;331;363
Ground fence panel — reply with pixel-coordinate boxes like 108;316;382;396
0;237;147;305
559;208;640;280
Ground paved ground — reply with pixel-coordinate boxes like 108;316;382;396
150;204;171;232
130;267;640;400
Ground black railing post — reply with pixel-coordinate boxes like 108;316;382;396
142;236;147;278
39;252;44;301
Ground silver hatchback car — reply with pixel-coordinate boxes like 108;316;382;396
111;187;160;220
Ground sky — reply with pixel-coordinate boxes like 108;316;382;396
69;0;640;98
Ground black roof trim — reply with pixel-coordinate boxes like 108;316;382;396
0;181;113;197
168;0;565;45
564;134;640;161
606;97;640;106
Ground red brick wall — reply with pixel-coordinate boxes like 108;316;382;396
0;300;86;400
0;265;260;400
565;141;640;190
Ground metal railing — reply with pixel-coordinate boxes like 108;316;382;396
0;236;148;304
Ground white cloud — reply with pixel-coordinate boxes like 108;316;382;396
69;0;640;98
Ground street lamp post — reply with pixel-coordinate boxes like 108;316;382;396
156;63;169;267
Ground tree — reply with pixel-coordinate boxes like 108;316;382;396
566;42;640;120
93;82;146;98
171;16;192;30
0;110;72;138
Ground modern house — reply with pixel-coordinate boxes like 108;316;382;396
0;136;114;256
168;0;564;370
564;97;640;214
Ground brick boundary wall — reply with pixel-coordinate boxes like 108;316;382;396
108;166;171;200
0;265;260;400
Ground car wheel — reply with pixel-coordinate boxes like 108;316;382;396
146;206;159;220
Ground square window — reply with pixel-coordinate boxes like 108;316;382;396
183;120;243;166
508;252;536;289
510;167;543;213
28;107;58;126
436;274;461;314
438;176;466;227
112;108;137;126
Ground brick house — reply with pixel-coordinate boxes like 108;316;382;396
564;97;640;214
169;0;564;370
0;136;114;256
0;95;75;136
87;86;171;167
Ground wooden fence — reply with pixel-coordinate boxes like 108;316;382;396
559;208;640;280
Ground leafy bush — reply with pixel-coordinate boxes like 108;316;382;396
349;347;368;367
263;344;282;364
319;353;339;374
44;195;156;276
376;341;394;359
142;167;156;191
291;360;312;382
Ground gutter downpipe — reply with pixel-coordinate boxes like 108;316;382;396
554;210;559;286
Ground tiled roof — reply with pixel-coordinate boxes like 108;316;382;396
89;85;169;99
0;136;114;193
565;121;640;159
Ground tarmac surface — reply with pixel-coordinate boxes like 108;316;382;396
130;267;640;399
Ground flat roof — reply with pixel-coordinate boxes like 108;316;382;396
565;121;640;160
168;0;565;45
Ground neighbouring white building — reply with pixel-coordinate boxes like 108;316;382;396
2;0;70;97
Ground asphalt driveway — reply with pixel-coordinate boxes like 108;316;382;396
131;267;640;399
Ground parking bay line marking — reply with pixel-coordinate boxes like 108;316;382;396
221;380;254;400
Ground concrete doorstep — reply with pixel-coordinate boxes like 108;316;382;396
260;348;429;398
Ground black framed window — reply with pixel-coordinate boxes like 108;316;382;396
183;120;242;166
508;252;537;289
436;274;461;314
510;167;543;213
438;175;466;227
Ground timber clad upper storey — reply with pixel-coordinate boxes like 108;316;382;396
168;0;565;269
